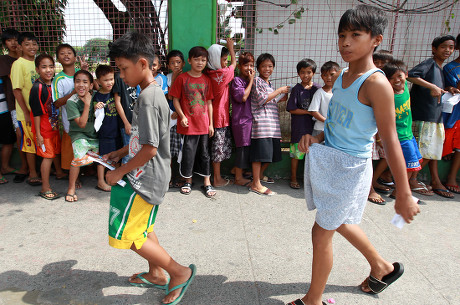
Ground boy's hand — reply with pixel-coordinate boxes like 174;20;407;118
394;193;420;223
106;169;123;186
430;85;446;103
279;86;290;94
279;94;289;102
298;134;319;153
36;134;44;148
24;111;32;126
124;123;132;135
172;67;182;76
95;102;105;109
209;125;214;137
78;56;89;71
171;112;178;120
103;150;122;163
180;117;189;128
446;86;460;95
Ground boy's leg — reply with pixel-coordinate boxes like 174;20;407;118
131;236;193;304
372;159;391;191
15;123;29;175
26;152;40;182
97;164;111;191
1;144;15;173
53;155;67;178
299;223;335;305
40;158;54;193
234;167;251;186
212;161;227;186
429;160;453;197
291;158;299;184
251;161;262;190
336;224;395;292
66;165;80;201
446;151;460;189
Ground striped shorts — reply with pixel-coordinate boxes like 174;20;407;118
109;179;159;250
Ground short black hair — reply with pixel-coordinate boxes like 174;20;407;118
373;49;393;62
221;46;230;58
1;28;20;45
56;43;76;57
432;35;456;49
74;70;94;84
95;65;114;79
34;53;54;68
256;53;275;69
18;32;38;45
188;46;208;60
320;61;340;74
167;50;185;64
338;5;388;37
108;32;156;67
382;59;408;79
296;58;317;73
456;33;460;49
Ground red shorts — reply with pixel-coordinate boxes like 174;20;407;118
442;120;460;157
37;133;61;159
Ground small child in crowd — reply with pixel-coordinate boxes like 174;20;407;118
286;58;321;189
105;32;195;305
382;59;434;199
308;61;340;137
230;51;255;187
93;65;121;192
152;55;168;94
206;38;236;187
442;33;460;194
170;46;216;198
11;32;41;186
287;5;419;305
53;43;88;182
166;49;185;188
0;28;23;184
249;53;289;196
65;70;99;202
408;35;457;199
30;54;64;200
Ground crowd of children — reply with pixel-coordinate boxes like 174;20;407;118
0;4;459;305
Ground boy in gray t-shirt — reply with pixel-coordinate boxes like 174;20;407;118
105;32;196;305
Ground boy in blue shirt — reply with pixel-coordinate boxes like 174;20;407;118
105;32;195;305
288;5;419;305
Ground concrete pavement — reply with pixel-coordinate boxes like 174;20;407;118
0;175;458;305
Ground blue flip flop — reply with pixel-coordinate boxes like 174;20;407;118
162;264;197;305
129;272;169;290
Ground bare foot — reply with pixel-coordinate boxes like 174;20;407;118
368;189;385;204
129;271;168;286
213;177;232;187
161;266;193;304
75;179;82;189
96;182;111;192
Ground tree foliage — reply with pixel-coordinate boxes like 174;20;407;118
79;38;110;63
0;0;67;54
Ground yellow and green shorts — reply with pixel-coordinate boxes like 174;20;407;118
290;142;305;160
108;179;159;250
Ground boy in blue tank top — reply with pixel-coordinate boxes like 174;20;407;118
287;5;420;305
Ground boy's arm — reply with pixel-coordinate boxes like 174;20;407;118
114;92;131;134
106;144;156;185
364;73;420;223
54;90;76;108
173;97;188;128
33;116;43;147
227;38;237;68
407;77;446;102
310;111;326;122
289;109;310;115
73;96;91;129
207;99;214;137
13;89;31;125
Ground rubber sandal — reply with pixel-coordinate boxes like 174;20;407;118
411;187;434;196
250;186;276;196
13;173;27;183
214;178;232;188
368;194;386;205
1;169;18;175
38;190;61;200
261;176;274;183
365;262;404;294
445;184;460;194
201;185;216;198
27;177;42;186
55;174;69;180
161;264;197;305
377;177;395;188
0;176;8;185
433;188;454;199
286;300;327;305
180;182;192;195
289;181;301;189
65;193;78;202
129;272;169;290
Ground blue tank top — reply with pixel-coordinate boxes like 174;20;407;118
324;68;383;158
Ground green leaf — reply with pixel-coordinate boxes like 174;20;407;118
269;28;273;31
288;19;296;24
291;0;298;3
300;7;305;13
294;11;302;19
258;29;263;33
274;29;279;35
277;24;284;29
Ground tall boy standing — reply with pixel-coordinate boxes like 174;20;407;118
288;5;420;305
286;58;320;189
105;32;195;305
408;35;456;199
11;32;41;186
170;46;216;198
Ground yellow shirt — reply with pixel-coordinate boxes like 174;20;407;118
11;57;39;121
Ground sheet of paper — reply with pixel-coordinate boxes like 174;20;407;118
86;151;126;187
170;109;177;128
441;92;460;113
41;144;46;152
94;108;105;132
390;196;419;229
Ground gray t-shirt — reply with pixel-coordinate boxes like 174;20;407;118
126;83;171;205
409;58;444;123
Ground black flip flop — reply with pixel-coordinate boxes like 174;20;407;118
367;262;404;294
180;182;192;195
286;300;327;305
201;185;216;198
13;173;27;183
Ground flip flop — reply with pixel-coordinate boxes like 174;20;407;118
129;272;169;290
1;169;18;175
65;193;78;202
161;264;197;305
377;177;395;188
411;187;434;196
373;184;391;194
38;190;61;200
201;185;216;198
365;262;404;294
368;194;386;205
27;177;42;186
13;173;27;183
180;182;192;195
261;176;274;184
286;300;327;305
0;176;8;185
250;186;276;196
433;188;454;199
55;174;69;180
445;184;460;194
289;181;301;189
214;178;232;188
